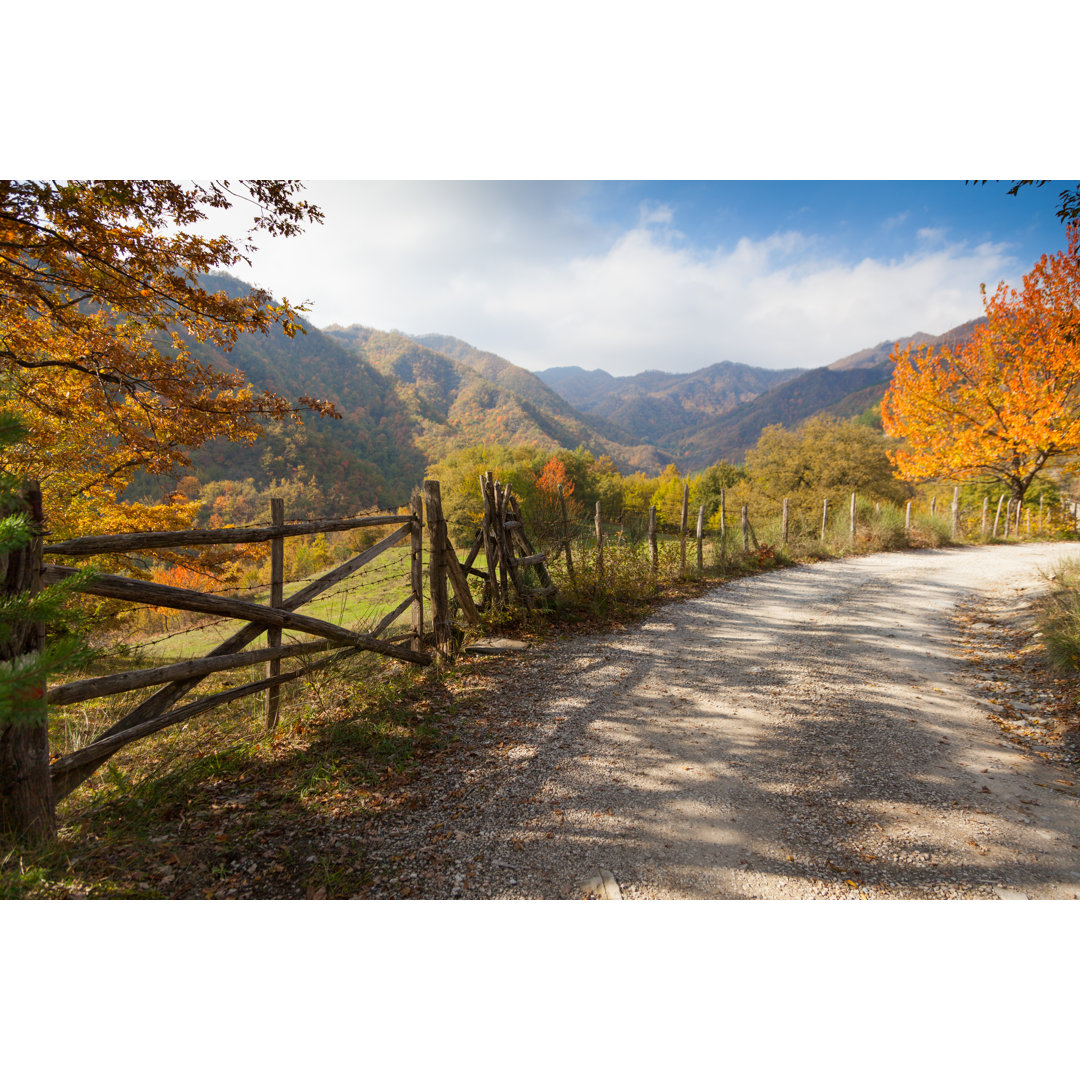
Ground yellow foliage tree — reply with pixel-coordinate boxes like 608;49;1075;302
0;180;333;538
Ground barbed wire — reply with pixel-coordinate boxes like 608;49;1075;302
118;613;238;653
198;506;411;529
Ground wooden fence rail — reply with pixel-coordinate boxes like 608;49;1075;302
0;485;493;824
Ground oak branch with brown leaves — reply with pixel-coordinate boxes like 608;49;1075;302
0;180;337;538
882;224;1080;503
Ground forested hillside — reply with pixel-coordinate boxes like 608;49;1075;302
129;281;668;514
126;274;427;514
325;325;668;472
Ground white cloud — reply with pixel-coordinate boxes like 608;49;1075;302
229;182;1019;376
638;202;675;226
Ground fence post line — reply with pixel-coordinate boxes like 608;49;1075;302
648;505;658;575
423;479;454;661
0;479;54;841
557;482;576;586
930;495;937;518
1015;498;1023;534
264;497;285;730
951;486;960;540
981;496;988;539
741;504;750;553
905;500;911;535
781;497;789;547
410;491;424;651
1003;498;1012;539
849;491;857;543
821;497;829;543
679;483;689;575
696;504;704;573
595;501;604;579
993;493;1006;538
720;488;726;540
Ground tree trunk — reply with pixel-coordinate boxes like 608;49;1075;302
0;482;55;842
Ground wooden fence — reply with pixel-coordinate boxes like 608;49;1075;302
2;479;528;826
522;481;1077;585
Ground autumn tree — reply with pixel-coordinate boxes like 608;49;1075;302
881;224;1080;502
745;417;909;514
0;181;334;540
690;460;747;520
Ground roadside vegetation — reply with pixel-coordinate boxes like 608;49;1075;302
1035;558;1080;673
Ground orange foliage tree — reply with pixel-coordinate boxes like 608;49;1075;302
0;181;335;538
532;455;582;538
882;224;1080;502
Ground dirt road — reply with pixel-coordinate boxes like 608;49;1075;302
363;543;1080;899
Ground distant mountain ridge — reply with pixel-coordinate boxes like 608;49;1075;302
671;318;987;466
536;319;984;468
536;360;805;451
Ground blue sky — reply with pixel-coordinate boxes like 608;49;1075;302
224;180;1076;377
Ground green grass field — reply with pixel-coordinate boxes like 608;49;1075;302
125;544;422;660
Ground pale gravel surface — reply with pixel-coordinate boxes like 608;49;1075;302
359;543;1080;900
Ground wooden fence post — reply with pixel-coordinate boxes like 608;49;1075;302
1015;499;1023;535
981;496;988;539
741;504;750;553
849;491;857;543
821;497;829;543
264;497;285;730
696;504;704;573
1003;499;1012;539
781;497;789;546
719;488;726;540
993;493;1006;538
951;486;959;539
905;500;911;534
0;480;54;841
930;495;937;517
1039;493;1044;534
557;483;576;586
595;501;604;579
423;480;454;660
480;473;499;612
648;505;658;574
679;483;689;575
410;491;424;651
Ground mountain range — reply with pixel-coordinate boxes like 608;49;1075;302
143;273;982;508
535;320;984;468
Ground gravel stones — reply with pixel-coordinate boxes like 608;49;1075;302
355;543;1080;900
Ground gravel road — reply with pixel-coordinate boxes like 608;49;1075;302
360;543;1080;900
